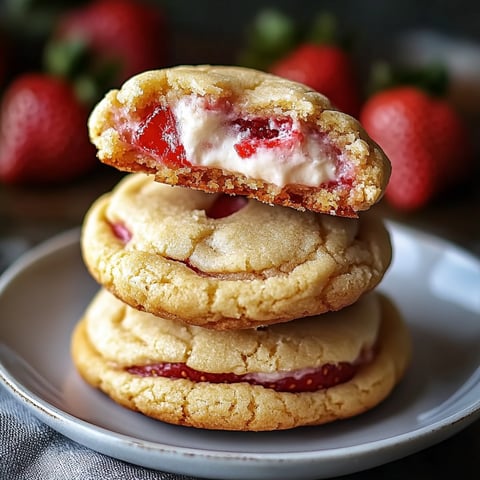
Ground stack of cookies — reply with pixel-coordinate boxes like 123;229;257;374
72;66;411;431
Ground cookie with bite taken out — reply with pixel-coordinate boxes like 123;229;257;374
88;65;390;217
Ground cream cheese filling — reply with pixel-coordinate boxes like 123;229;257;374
173;96;338;187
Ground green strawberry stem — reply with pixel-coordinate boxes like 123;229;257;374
238;9;353;70
43;37;121;107
237;9;298;70
306;11;353;49
308;12;337;44
368;61;449;97
44;38;89;78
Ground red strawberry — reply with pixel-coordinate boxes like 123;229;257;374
48;0;168;91
360;86;472;210
270;43;361;117
0;73;96;184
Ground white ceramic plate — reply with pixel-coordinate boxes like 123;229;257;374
0;223;479;480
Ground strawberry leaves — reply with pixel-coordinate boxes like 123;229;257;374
0;0;170;185
43;0;168;108
368;61;450;98
237;9;298;70
240;9;361;117
43;36;121;106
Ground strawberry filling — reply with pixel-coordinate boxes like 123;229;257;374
109;221;132;243
205;194;248;218
125;356;370;393
232;117;304;159
125;96;351;189
132;104;189;167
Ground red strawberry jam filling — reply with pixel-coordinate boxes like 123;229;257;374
133;104;189;168
205;194;248;219
110;221;132;243
125;348;374;393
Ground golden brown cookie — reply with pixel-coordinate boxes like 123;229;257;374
71;289;411;431
81;173;392;329
88;65;390;217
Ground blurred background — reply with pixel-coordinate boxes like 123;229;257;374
3;1;480;78
0;0;479;270
1;1;480;84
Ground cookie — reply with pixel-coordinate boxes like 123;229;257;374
71;289;411;431
81;173;392;329
88;65;390;217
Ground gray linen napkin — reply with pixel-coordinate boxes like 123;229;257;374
0;385;198;480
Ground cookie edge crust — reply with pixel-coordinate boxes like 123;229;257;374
88;65;391;216
71;294;411;431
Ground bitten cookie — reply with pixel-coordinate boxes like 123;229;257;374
88;65;390;217
81;173;392;329
71;289;411;431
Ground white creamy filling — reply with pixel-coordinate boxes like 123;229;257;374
243;366;327;383
173;97;338;187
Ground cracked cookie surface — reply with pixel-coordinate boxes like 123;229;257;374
88;65;391;217
81;173;392;329
71;289;411;431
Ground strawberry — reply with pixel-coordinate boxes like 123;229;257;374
0;73;96;184
360;86;473;210
239;11;361;117
46;0;168;103
270;43;361;117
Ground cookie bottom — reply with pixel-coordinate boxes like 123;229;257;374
71;294;411;431
112;161;362;217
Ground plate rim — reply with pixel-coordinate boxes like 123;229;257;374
1;223;479;478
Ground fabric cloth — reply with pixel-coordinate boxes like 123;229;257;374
0;385;197;480
0;238;196;480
